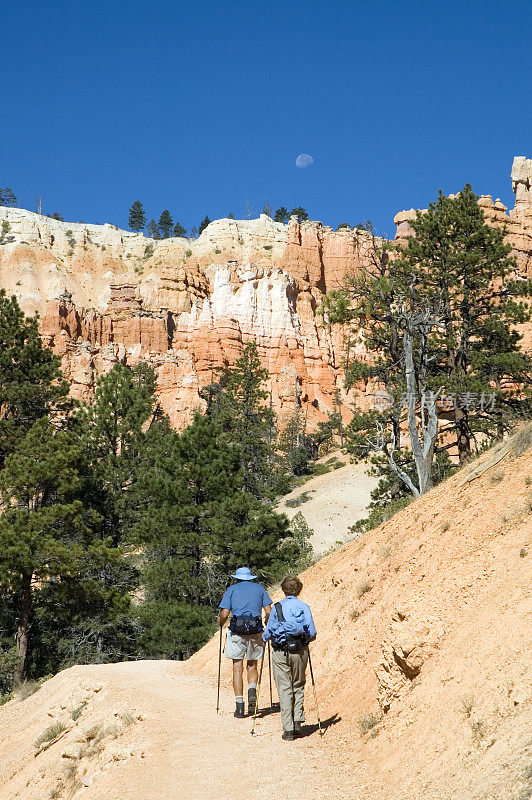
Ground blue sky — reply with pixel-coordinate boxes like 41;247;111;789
2;0;530;237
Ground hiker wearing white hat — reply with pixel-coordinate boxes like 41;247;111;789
218;567;272;717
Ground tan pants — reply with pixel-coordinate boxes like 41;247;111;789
271;647;308;732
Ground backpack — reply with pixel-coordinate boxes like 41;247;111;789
271;602;307;653
229;612;263;636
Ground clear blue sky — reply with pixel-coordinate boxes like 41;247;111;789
2;0;530;237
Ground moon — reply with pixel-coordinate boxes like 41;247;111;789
295;153;314;169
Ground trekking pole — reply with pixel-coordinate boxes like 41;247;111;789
250;645;266;736
268;640;273;707
216;625;223;714
307;649;323;736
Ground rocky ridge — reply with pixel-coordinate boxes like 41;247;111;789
0;210;376;428
1;157;531;429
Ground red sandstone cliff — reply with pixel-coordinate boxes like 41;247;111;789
0;158;531;428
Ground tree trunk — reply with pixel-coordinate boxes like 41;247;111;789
455;406;472;465
13;573;32;685
404;329;436;495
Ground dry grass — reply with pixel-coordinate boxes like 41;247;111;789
357;712;382;735
356;580;372;599
34;721;66;749
511;423;532;458
459;693;475;718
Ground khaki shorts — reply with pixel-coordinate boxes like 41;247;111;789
224;629;264;661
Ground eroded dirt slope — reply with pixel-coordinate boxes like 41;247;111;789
1;429;531;800
193;427;532;800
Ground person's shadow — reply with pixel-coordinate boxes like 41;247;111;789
298;713;342;737
254;701;280;719
253;706;341;736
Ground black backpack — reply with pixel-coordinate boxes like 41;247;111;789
229;612;263;636
272;602;307;653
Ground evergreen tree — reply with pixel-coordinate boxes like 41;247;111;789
0;290;69;469
215;342;274;498
158;210;174;238
198;216;211;235
190;226;198;238
290;207;309;222
146;219;160;239
136;412;306;658
227;213;235;220
395;184;532;462
81;363;157;545
173;221;186;237
274;206;290;223
262;200;273;218
325;184;532;499
0;419;95;683
128;201;146;232
0;188;18;207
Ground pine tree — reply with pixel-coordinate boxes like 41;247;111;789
0;290;69;470
216;342;274;497
158;210;174;238
173;221;186;237
198;216;211;235
395;184;532;462
135;412;306;658
0;188;18;207
290;207;309;222
81;363;157;545
325;184;532;499
128;201;146;232
0;419;94;683
274;206;289;223
146;219;160;239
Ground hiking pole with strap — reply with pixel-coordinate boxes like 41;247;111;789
268;640;273;707
250;644;266;735
307;648;323;736
216;625;223;714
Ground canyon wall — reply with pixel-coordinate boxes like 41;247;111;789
1;158;531;429
0;210;375;428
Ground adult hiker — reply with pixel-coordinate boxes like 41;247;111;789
218;566;272;718
262;575;316;741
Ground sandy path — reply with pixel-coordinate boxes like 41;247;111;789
38;660;345;800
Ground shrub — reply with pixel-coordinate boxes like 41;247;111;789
459;693;475;718
185;249;192;258
356;580;372;599
357;712;382;735
71;701;87;721
34;721;66;749
285;491;312;508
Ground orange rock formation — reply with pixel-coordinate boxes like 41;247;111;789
1;158;531;428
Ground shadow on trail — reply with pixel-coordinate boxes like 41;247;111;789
254;702;280;719
299;713;342;737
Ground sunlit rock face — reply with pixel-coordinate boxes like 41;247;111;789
394;156;532;279
1;159;530;429
0;210;377;429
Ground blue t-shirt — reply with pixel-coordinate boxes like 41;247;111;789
219;581;272;618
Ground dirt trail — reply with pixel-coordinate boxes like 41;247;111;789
0;659;349;800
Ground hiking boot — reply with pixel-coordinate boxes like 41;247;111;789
294;722;302;737
248;688;257;716
282;730;296;741
234;701;245;718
